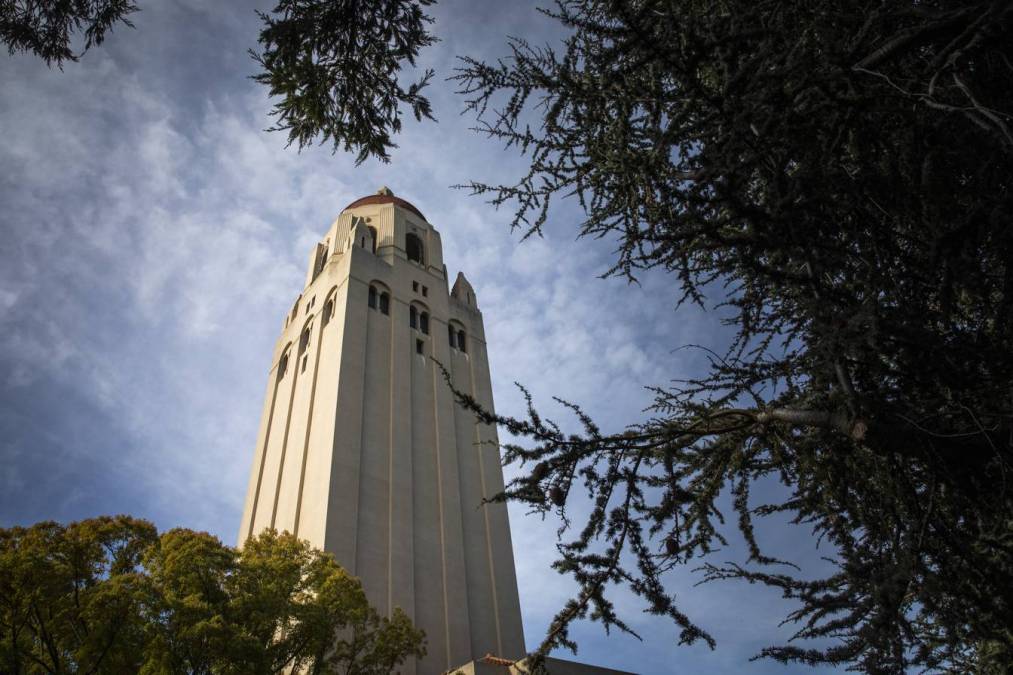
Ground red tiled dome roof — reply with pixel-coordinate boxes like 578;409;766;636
342;193;426;221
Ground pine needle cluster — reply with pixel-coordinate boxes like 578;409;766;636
448;1;1013;670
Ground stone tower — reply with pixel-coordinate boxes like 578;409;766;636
238;188;526;674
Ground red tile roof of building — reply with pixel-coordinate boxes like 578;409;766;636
343;193;426;221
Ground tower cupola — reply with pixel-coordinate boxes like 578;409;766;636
342;186;427;221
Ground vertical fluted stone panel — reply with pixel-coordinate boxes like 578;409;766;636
239;190;527;675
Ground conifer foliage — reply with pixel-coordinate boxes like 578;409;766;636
0;0;138;66
444;1;1013;671
251;0;438;164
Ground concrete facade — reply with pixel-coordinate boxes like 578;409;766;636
238;188;526;674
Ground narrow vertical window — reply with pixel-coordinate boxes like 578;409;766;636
410;305;417;329
368;285;377;309
299;326;311;354
448;325;456;348
368;226;378;253
416;339;424;355
314;241;328;279
379;292;390;315
406;233;424;264
322;299;334;327
277;349;290;382
301;354;308;373
420;312;430;335
458;330;466;353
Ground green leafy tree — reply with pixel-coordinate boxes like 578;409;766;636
0;517;425;674
251;0;438;164
0;515;156;674
140;529;236;674
0;0;138;66
143;527;425;675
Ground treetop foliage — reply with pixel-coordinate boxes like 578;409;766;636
443;0;1013;671
251;0;438;164
0;516;425;674
0;0;138;66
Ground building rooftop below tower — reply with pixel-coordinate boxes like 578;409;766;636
343;186;426;222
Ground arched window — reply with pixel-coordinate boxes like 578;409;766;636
368;283;391;316
368;226;378;253
406;233;424;264
457;330;466;353
448;324;456;348
277;348;290;382
322;298;334;327
420;312;430;335
409;305;418;329
298;324;313;372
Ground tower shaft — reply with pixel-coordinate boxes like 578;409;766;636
239;190;526;673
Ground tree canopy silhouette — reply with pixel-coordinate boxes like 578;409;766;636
251;0;438;164
0;0;138;66
444;1;1013;671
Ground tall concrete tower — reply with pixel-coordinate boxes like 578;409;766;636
238;188;526;674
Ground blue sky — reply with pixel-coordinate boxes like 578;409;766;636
0;2;841;673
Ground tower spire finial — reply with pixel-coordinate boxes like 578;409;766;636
377;185;394;196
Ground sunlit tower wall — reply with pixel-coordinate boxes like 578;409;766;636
238;187;526;673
